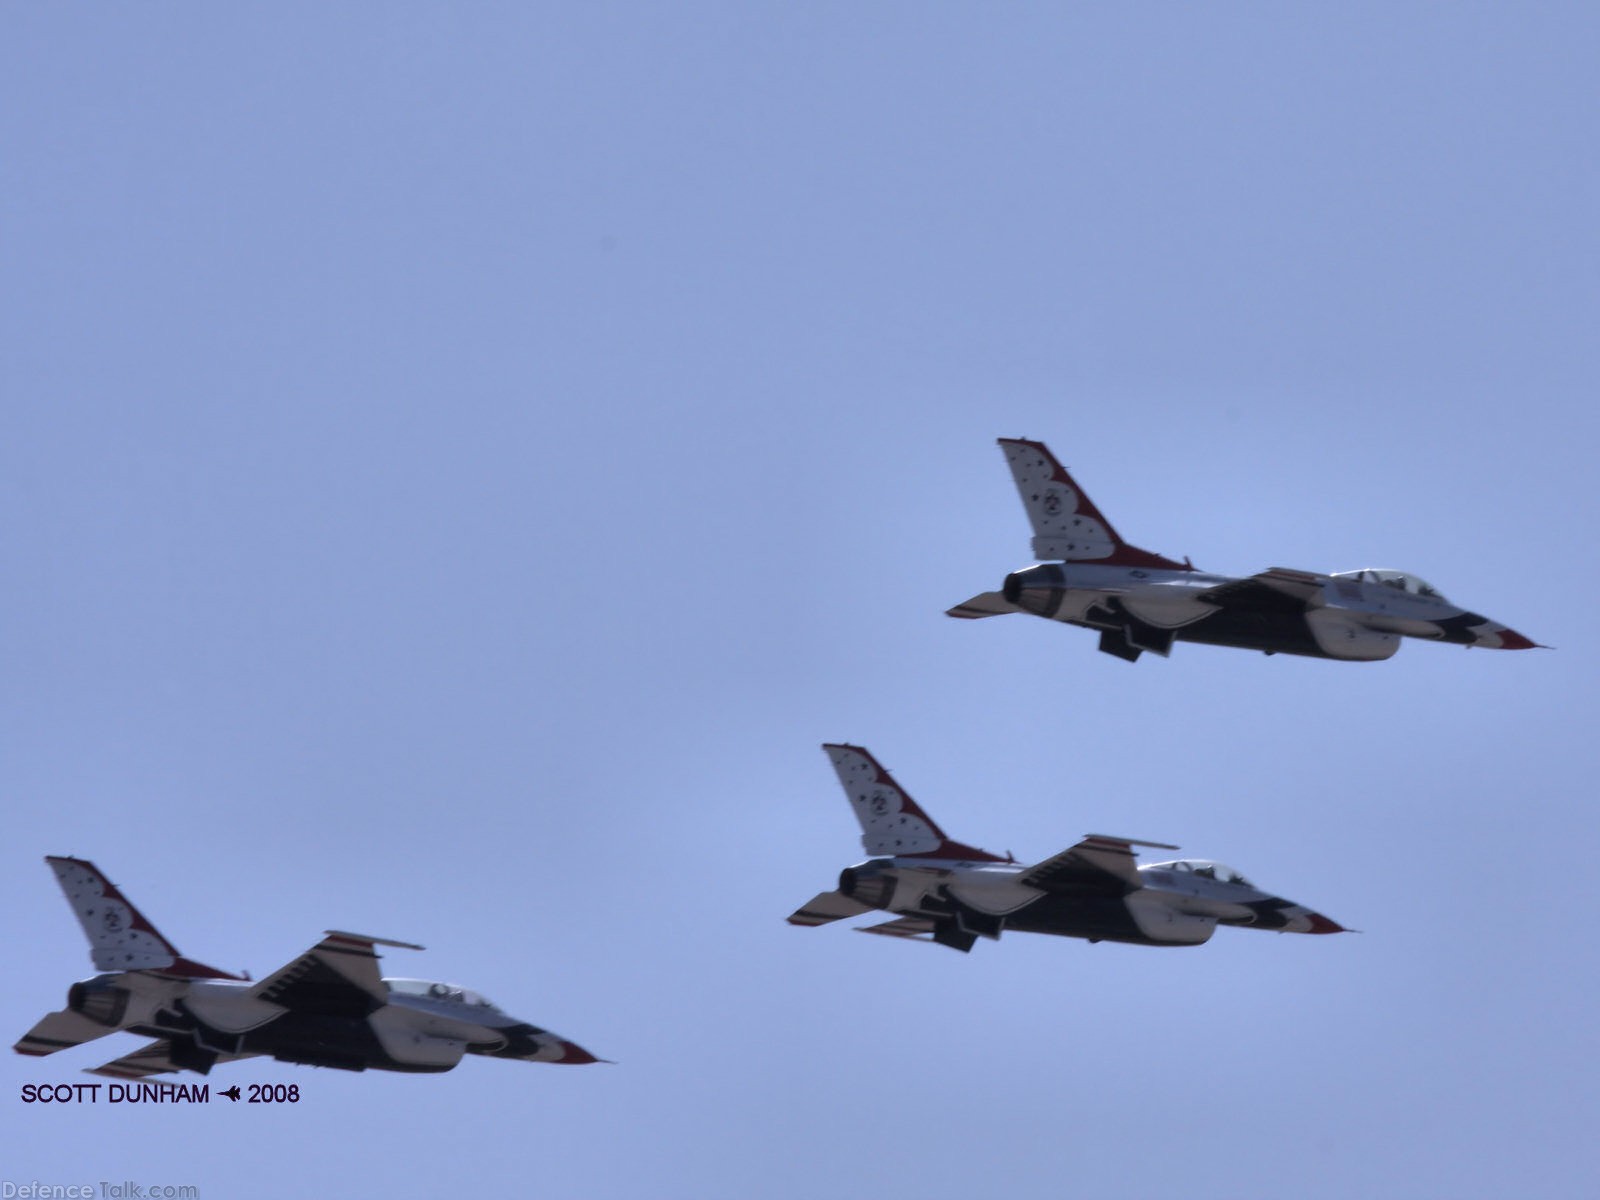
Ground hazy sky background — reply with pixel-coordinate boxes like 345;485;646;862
4;5;1595;1197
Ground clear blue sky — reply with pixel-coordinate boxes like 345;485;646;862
4;5;1595;1197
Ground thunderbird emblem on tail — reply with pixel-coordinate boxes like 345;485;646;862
948;438;1539;662
15;857;601;1078
790;745;1346;953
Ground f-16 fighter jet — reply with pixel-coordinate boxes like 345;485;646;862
15;857;600;1078
789;745;1345;953
948;437;1538;662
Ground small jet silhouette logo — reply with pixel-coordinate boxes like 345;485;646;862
219;1086;242;1102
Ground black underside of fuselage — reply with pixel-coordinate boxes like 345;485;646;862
249;1011;452;1073
1009;573;1339;659
1003;894;1189;947
1070;609;1334;660
911;891;1190;949
134;1011;453;1075
1151;610;1330;658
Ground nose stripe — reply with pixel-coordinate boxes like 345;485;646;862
1304;912;1345;934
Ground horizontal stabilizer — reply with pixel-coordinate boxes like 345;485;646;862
858;917;975;952
946;592;1019;620
787;891;874;927
855;916;936;941
14;1010;118;1058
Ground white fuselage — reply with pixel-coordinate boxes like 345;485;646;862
70;972;577;1071
1003;561;1523;659
849;856;1331;946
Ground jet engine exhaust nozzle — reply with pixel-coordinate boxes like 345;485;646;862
838;867;894;910
67;981;130;1027
1002;564;1067;617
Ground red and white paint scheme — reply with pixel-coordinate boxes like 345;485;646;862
789;745;1346;953
948;438;1539;662
15;857;600;1078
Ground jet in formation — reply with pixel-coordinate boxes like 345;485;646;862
15;856;599;1078
789;744;1345;952
948;437;1538;662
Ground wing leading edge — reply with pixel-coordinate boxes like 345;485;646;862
1194;567;1324;614
249;931;422;1016
1018;834;1178;896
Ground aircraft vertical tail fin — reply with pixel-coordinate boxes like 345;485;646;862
998;438;1191;571
821;745;1005;862
45;857;244;980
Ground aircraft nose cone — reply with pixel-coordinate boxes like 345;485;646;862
1457;614;1541;650
1304;912;1345;935
552;1039;599;1065
1493;627;1537;651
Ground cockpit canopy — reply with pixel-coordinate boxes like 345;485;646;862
1150;859;1255;888
1331;568;1444;600
386;978;501;1012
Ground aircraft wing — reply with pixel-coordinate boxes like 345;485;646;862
87;1038;259;1080
14;1009;120;1059
249;931;421;1016
787;891;874;927
946;592;1020;620
1194;567;1325;614
1018;834;1176;896
855;916;937;941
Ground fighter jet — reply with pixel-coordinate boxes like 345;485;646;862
789;744;1345;952
15;857;600;1078
948;437;1538;662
